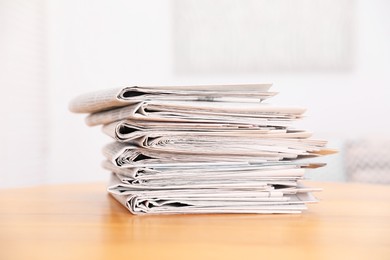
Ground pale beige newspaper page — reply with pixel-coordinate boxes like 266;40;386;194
86;103;142;126
86;100;305;126
69;84;275;114
69;88;127;113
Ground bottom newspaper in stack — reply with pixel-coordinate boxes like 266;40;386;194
103;142;329;215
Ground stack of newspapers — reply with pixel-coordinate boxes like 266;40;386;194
69;84;333;215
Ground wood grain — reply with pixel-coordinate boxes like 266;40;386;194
0;181;389;260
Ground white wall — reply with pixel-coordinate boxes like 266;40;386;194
46;0;174;185
0;0;48;187
2;0;389;187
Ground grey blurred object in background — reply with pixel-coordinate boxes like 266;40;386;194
345;139;390;184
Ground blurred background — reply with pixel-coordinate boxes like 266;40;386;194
1;0;389;188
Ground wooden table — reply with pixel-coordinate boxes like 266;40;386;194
0;181;389;260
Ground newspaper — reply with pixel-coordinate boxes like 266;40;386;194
104;132;326;155
102;141;331;168
101;160;325;181
69;84;275;114
85;100;305;126
108;173;319;215
69;83;334;215
102;119;313;142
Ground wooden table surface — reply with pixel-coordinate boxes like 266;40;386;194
0;181;389;260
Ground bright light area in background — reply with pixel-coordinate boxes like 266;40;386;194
1;0;389;187
0;0;48;187
174;0;355;73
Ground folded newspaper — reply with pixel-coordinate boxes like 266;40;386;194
70;84;334;215
69;84;276;113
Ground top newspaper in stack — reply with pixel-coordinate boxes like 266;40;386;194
69;84;276;114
